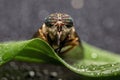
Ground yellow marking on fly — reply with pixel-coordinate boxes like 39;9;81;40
57;13;62;20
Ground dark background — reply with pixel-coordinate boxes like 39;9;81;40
0;0;120;80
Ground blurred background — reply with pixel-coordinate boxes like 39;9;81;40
0;0;120;80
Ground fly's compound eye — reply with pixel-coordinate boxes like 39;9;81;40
45;18;53;27
65;19;73;28
44;16;57;27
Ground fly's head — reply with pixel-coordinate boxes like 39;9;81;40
44;13;75;45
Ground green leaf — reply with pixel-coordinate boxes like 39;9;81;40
53;42;120;78
0;38;120;79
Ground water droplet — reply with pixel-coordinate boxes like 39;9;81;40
84;68;88;71
99;66;106;70
91;53;98;59
10;62;18;70
97;72;100;76
91;72;98;76
102;70;111;75
80;69;85;72
111;64;114;66
90;72;95;76
71;0;84;9
1;77;8;80
58;78;62;80
80;65;84;68
43;69;49;75
29;71;35;77
92;67;96;71
50;72;58;77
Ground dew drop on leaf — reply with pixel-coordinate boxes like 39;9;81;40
97;72;101;76
80;69;85;72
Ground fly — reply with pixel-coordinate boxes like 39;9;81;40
33;13;82;54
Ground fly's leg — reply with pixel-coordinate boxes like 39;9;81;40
60;37;81;54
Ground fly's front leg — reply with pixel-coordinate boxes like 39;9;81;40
60;37;80;54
